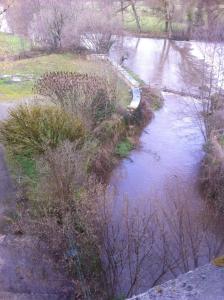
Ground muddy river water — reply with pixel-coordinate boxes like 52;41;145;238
110;37;206;207
109;37;224;295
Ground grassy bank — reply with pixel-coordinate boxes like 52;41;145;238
200;95;224;214
0;53;131;106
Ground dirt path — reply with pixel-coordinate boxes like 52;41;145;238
0;103;74;299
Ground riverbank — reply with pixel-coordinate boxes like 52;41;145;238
0;48;164;298
122;30;189;41
200;95;224;214
2;33;223;298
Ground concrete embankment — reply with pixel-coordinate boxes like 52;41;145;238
88;54;142;111
129;263;224;300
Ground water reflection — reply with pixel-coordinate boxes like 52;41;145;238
110;93;204;206
110;37;204;94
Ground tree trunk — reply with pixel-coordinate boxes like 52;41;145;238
195;0;204;26
165;20;168;33
120;0;124;25
129;0;141;33
164;1;173;39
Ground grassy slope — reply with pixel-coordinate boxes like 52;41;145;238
0;52;131;106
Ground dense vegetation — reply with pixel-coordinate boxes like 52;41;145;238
1;0;224;298
201;93;224;213
0;70;154;298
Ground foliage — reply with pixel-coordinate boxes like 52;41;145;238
115;138;133;157
0;104;85;157
14;154;37;180
94;114;127;144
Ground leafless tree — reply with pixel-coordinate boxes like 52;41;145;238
30;1;70;50
78;8;121;53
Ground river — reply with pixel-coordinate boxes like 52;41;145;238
108;37;224;296
110;37;205;208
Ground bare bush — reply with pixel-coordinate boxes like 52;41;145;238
34;72;117;129
78;9;121;53
192;24;224;212
16;140;224;299
29;1;71;50
157;185;224;278
18;140;169;298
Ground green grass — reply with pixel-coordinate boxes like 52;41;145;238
124;13;165;33
123;5;186;34
15;155;37;181
115;138;134;157
0;32;30;57
0;53;131;106
123;67;145;85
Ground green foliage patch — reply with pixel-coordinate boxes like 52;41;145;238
115;138;134;157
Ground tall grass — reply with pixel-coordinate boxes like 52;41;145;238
0;104;85;158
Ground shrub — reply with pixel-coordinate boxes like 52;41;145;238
34;72;117;128
201;137;224;214
0;104;85;158
115;138;134;157
94;114;127;143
